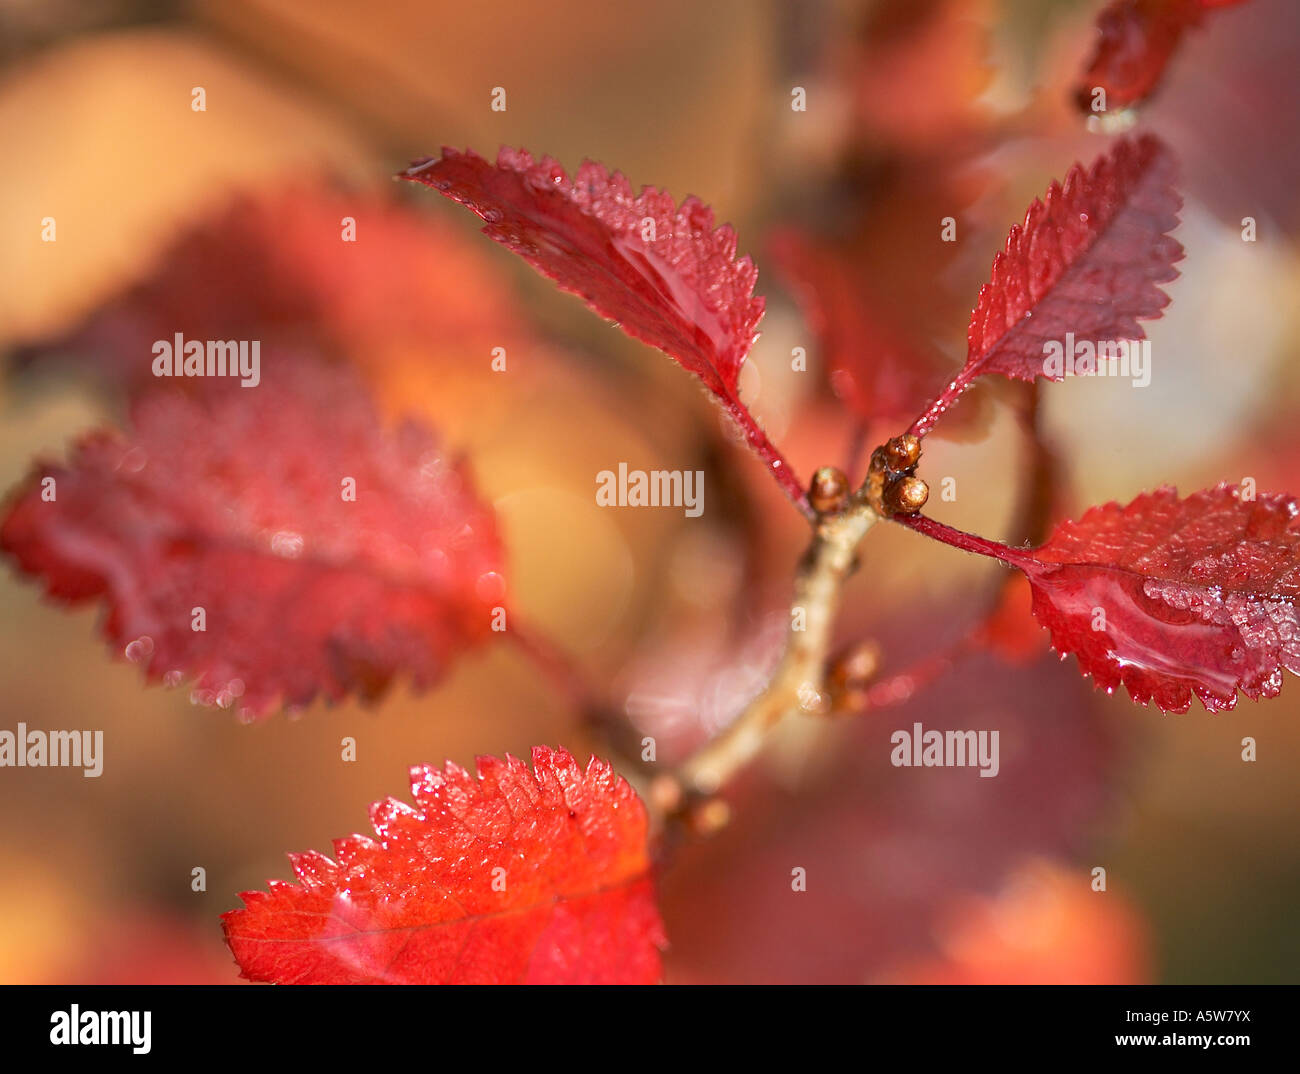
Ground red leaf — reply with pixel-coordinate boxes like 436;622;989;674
0;359;504;718
768;228;949;427
660;650;1115;982
401;147;811;516
1074;0;1251;115
15;184;531;399
222;746;665;984
885;860;1149;984
909;135;1183;436
902;484;1300;712
975;573;1051;665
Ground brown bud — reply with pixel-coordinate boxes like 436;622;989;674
809;465;850;514
648;774;683;816
863;450;888;510
829;640;881;693
826;641;881;715
884;434;921;471
886;475;929;515
685;796;732;836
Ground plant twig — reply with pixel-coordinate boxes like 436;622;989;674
829;390;1058;716
506;618;596;713
670;495;880;796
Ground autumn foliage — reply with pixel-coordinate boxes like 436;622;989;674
2;359;504;717
0;0;1282;986
224;747;663;984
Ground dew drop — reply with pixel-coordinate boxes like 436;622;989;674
118;447;148;474
419;452;449;480
476;570;506;603
796;683;825;712
124;635;155;664
271;530;304;558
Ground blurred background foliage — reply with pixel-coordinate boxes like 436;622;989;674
0;0;1297;983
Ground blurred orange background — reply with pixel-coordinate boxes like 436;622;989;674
1;0;1298;984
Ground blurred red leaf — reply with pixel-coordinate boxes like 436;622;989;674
910;135;1183;436
1074;0;1251;115
884;860;1149;984
769;228;948;427
975;572;1050;665
223;746;665;984
0;359;504;718
906;483;1300;712
401;147;810;515
72;912;240;986
660;650;1114;983
847;0;995;148
14;185;529;396
970;409;1061;668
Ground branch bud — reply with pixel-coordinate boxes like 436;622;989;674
809;465;850;515
884;434;921;471
886;475;930;514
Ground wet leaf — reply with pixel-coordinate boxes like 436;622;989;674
401;147;810;513
223;746;665;984
1022;483;1300;712
0;359;504;718
910;135;1183;436
905;484;1300;712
